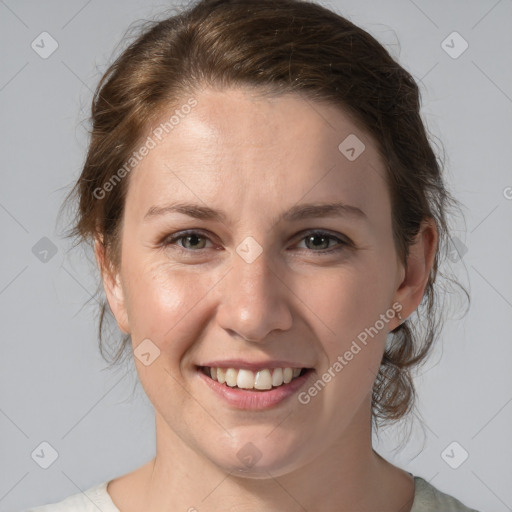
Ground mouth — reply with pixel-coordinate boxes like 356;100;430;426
197;365;312;391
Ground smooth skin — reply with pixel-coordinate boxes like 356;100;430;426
96;86;437;512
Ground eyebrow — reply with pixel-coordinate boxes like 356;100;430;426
143;201;367;225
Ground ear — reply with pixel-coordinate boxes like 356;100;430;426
94;239;130;334
392;217;438;325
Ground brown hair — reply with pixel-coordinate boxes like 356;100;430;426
62;0;468;431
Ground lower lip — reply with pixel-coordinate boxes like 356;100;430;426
196;368;314;410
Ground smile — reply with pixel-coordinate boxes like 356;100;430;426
196;364;314;410
199;366;309;391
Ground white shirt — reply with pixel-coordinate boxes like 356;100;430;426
24;475;481;511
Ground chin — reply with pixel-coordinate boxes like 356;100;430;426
207;440;307;479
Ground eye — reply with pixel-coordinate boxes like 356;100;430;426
161;229;349;255
163;230;213;251
294;230;348;253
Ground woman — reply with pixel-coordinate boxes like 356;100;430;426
26;0;481;510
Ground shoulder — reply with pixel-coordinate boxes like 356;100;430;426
411;476;482;512
22;481;119;512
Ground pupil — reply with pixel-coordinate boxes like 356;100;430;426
186;234;202;248
309;234;327;249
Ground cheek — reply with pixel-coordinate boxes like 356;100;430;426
122;258;220;355
301;269;389;418
307;257;394;353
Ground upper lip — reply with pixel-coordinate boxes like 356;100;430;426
198;359;314;371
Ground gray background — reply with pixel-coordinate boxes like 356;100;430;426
1;0;511;510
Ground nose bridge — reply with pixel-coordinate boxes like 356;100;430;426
234;246;274;302
216;243;292;341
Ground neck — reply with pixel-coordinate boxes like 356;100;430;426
129;399;414;511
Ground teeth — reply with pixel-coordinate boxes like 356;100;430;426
237;369;256;389
204;366;305;390
272;368;283;387
216;367;226;384
254;369;272;390
225;368;238;387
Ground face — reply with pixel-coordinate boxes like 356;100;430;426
100;86;424;477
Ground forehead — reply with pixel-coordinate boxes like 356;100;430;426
126;87;390;225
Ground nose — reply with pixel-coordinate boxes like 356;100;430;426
216;248;293;342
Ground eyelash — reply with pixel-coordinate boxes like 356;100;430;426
160;229;350;255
